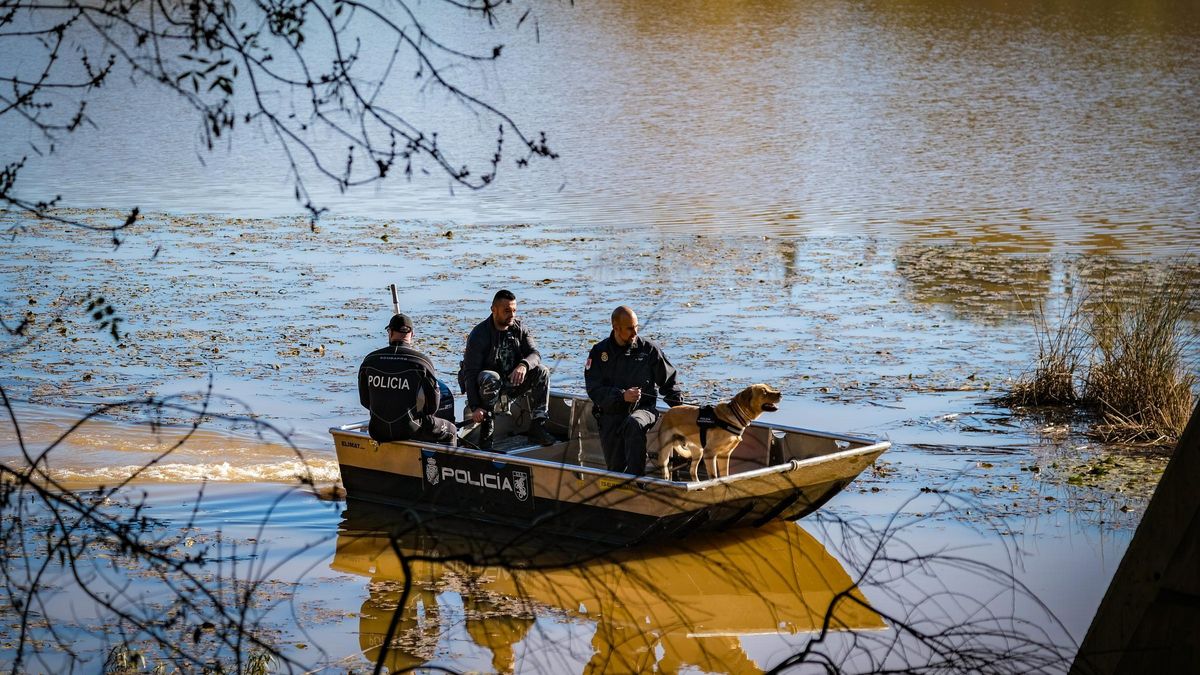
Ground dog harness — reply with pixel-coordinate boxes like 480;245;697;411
696;405;746;449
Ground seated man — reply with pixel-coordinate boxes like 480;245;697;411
585;305;684;475
459;289;555;448
359;313;457;446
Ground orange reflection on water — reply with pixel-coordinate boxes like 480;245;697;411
333;515;884;673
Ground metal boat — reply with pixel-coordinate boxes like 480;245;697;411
331;391;889;545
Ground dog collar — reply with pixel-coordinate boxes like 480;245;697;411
727;399;750;428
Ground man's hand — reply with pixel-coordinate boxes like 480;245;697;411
509;363;528;386
472;409;486;424
622;387;642;404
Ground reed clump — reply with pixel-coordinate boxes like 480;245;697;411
1083;270;1197;445
1003;264;1197;447
1001;298;1085;407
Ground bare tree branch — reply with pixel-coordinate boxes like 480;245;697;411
1;0;557;234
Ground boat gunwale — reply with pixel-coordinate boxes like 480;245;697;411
331;390;891;492
334;428;888;492
335;389;881;446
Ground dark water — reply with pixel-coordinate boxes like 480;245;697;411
0;482;1122;672
1;0;1197;250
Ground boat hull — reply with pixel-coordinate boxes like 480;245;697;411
332;392;888;545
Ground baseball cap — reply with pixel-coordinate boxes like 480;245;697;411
387;313;414;333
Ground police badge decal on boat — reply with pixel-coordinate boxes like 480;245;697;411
419;449;535;513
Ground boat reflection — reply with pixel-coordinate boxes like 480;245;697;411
333;503;886;673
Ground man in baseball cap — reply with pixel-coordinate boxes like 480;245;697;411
358;313;457;445
386;313;414;333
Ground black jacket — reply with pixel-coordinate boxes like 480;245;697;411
358;341;441;442
459;316;543;410
585;333;682;416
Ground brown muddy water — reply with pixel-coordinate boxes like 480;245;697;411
2;211;1195;672
1;0;1197;242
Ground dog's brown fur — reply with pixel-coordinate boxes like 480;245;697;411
655;384;782;480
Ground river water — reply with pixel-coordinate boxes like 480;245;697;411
1;0;1197;249
1;0;1198;671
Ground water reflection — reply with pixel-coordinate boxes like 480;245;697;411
894;241;1200;327
894;243;1055;323
1;0;1195;253
333;505;884;673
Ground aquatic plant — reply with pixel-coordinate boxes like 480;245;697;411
1001;262;1197;447
103;644;147;674
1000;295;1086;407
1083;267;1198;445
246;650;276;675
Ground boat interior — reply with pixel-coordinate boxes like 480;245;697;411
479;391;872;481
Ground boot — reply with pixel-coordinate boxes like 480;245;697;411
526;418;555;447
477;415;494;450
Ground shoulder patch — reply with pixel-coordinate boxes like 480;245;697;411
600;352;608;362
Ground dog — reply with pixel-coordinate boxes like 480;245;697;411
655;383;782;481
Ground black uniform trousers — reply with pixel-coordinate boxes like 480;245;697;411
403;380;456;447
474;364;551;419
597;408;657;476
416;416;458;446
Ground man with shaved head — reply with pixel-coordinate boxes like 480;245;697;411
585;306;684;475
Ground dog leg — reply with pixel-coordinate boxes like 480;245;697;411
719;451;733;478
659;433;685;480
689;450;701;482
704;454;717;480
657;427;671;479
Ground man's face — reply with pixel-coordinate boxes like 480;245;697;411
491;299;517;329
612;312;639;346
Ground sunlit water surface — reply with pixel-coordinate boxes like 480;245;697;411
0;0;1196;251
1;0;1196;670
0;482;1131;672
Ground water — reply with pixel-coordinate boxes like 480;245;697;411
0;482;1123;671
2;0;1197;670
1;0;1197;250
0;215;1172;671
